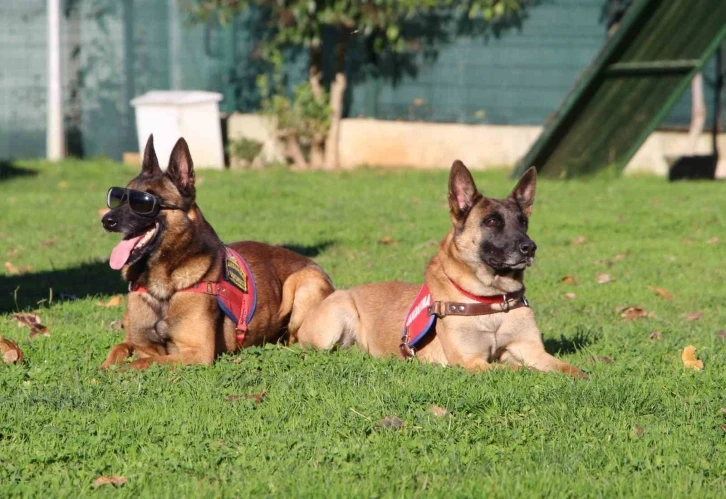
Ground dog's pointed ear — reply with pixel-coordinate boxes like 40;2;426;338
448;160;481;225
509;166;537;217
166;137;195;198
141;134;162;177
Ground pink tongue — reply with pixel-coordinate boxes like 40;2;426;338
109;235;144;270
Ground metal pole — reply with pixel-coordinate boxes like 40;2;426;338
47;0;64;161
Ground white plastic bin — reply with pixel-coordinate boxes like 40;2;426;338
130;91;225;169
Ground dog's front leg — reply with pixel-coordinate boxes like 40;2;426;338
101;342;134;369
503;341;588;379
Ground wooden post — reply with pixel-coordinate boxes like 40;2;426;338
47;0;64;161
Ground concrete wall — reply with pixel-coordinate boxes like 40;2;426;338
227;113;726;177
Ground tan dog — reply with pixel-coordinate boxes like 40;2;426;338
298;161;586;378
100;135;333;369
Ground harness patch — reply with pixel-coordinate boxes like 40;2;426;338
402;284;436;348
225;252;248;292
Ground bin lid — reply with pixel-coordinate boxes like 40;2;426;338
130;90;223;107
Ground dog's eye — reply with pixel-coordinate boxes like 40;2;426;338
484;216;502;228
519;215;528;228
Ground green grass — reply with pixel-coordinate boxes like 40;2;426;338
1;159;725;498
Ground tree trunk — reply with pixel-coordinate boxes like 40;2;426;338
687;73;706;155
309;44;324;101
284;133;308;170
324;28;350;170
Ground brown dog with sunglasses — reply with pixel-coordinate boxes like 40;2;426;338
297;161;586;378
100;135;333;369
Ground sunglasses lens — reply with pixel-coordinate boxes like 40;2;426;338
107;187;126;209
128;191;157;215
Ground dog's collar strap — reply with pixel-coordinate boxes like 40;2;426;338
447;276;523;305
128;247;257;346
399;284;528;359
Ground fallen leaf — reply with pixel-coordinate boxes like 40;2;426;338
648;330;663;341
40;238;57;247
98;207;110;219
618;306;652;320
377;236;397;246
378;416;403;430
107;321;123;332
560;275;577;285
564;292;577;300
226;391;265;404
647;286;673;301
588;355;613;364
707;236;719;244
12;313;49;339
5;261;32;275
429;406;449;417
717;330;726;341
681;345;703;371
682;312;703;322
632;425;645;438
92;476;126;488
721;424;726;433
97;296;123;307
571;235;587;245
0;336;24;364
597;273;612;284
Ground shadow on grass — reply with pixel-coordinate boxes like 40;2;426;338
0;161;38;182
544;327;602;356
280;241;335;258
1;261;125;313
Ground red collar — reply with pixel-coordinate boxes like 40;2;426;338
446;274;520;304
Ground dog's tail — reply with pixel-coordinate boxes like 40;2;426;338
278;264;334;341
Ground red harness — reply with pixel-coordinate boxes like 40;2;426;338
130;247;257;346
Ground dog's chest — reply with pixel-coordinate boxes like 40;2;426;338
442;313;506;359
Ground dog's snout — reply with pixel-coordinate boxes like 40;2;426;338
102;212;118;231
519;240;536;256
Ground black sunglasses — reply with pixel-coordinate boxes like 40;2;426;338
106;187;183;216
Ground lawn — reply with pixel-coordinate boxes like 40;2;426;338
0;159;725;498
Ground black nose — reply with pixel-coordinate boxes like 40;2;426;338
102;212;118;230
519;240;536;256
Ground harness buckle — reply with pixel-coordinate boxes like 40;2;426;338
428;301;446;318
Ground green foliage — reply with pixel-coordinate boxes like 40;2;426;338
2;160;725;496
227;137;264;163
257;72;331;143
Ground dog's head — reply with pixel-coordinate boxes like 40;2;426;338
447;160;537;274
102;135;197;271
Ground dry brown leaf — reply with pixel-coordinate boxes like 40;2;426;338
40;238;57;247
632;425;645;438
618;306;652;320
377;236;397;246
226;391;266;404
97;296;123;308
682;311;703;322
597;273;612;284
379;416;403;430
681;345;703;371
717;330;726;341
4;261;18;274
648;330;663;341
564;292;577;300
571;235;587;245
429;406;450;417
0;336;24;364
721;424;726;433
707;236;719;244
647;285;673;301
12;313;49;339
92;476;126;488
560;275;577;285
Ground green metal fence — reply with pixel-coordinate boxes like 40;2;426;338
0;0;722;161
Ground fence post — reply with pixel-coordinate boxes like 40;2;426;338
47;0;65;161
